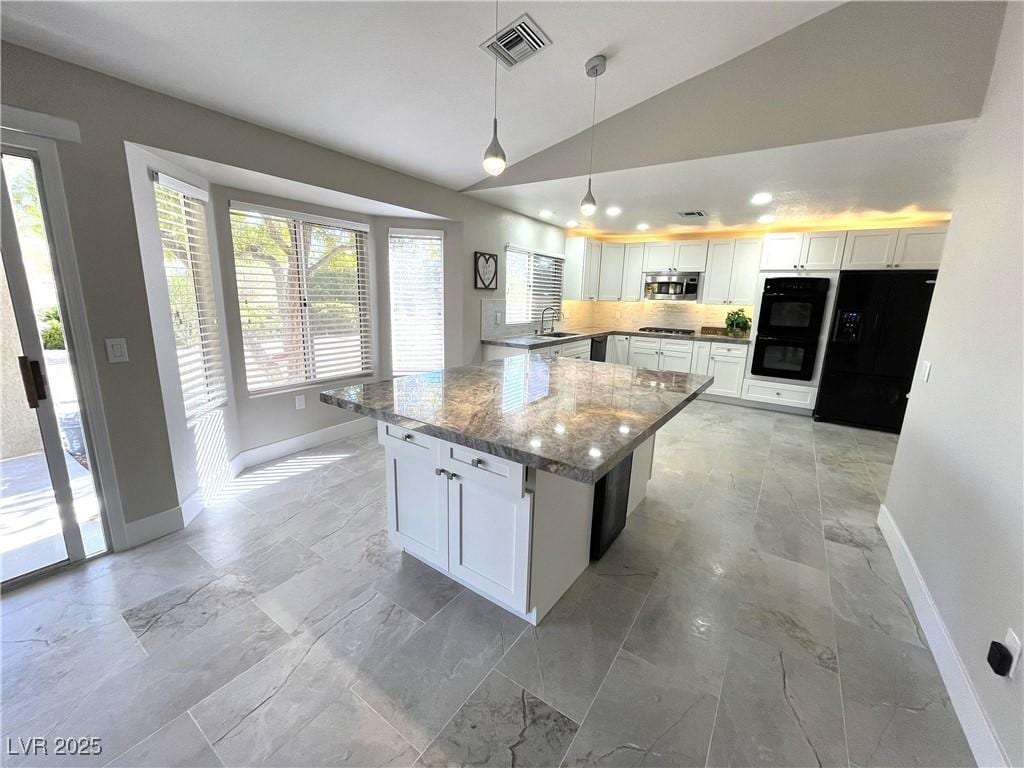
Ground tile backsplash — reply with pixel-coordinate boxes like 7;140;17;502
561;300;754;332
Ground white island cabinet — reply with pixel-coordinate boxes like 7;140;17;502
323;358;712;625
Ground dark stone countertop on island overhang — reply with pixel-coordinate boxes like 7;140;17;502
321;355;712;484
481;326;751;350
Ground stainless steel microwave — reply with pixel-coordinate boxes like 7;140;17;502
643;272;700;301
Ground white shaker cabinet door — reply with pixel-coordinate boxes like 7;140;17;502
609;335;630;364
691;341;711;375
621;244;645;301
643;242;675;272
702;241;735;304
659;348;692;373
385;446;449;570
707;354;745;397
675;240;709;272
842;229;897;270
598;243;625;300
628;346;660;370
729;239;762;305
447;476;532;613
893;226;946;269
761;233;803;271
583;240;602;300
800;230;846;270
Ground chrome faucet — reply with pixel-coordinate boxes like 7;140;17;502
540;305;563;335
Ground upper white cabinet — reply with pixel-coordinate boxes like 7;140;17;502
642;242;675;272
621;244;645;301
583;239;602;300
801;231;846;270
761;233;804;270
562;237;585;300
842;229;899;270
598;243;625;300
841;227;946;270
762;231;844;271
675;240;709;271
729;239;761;305
894;226;946;269
703;240;735;304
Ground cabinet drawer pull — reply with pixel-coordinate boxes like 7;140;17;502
471;458;485;468
402;433;415;441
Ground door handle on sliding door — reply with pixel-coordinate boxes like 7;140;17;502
18;355;47;409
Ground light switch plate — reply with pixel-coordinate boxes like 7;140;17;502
105;338;129;363
1005;628;1021;678
920;360;932;381
295;394;306;410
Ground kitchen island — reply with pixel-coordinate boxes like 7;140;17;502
321;355;711;623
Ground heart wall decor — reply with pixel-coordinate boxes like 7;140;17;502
474;251;498;290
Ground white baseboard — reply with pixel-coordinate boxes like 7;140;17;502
124;505;184;548
877;504;1009;768
228;417;374;476
179;488;206;527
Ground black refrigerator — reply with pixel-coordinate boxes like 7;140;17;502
814;270;937;433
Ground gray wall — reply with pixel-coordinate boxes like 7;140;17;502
0;43;562;523
884;5;1022;763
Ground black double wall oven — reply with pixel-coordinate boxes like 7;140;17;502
750;277;831;381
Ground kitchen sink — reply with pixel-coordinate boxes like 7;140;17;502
537;331;581;338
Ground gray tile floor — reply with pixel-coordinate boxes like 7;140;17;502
1;401;974;767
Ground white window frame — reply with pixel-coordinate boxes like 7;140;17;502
228;201;375;394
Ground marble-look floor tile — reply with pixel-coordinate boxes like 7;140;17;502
636;469;710;526
823;518;885;551
864;461;893;500
418;671;577;768
274;468;385;548
735;550;837;672
662;498;754;581
588;513;681;595
818;467;883;527
353;590;526;752
850;429;899;465
108;713;222;767
836;619;973;768
827;540;926;648
753;466;826;571
623;563;739;696
562;649;718;768
261;691;417;767
121;538;322;651
708;631;847;767
3;602;288;767
375;550;465;623
498;571;644;723
2;617;147;735
191;590;420;766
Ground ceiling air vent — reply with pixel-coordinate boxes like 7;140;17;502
480;14;551;69
677;210;708;220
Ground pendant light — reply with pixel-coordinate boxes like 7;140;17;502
482;1;507;176
579;54;606;217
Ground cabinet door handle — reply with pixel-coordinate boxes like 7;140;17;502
435;467;446;477
402;433;415;441
893;264;901;268
470;458;485;468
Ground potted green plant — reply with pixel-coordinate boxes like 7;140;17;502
725;308;751;338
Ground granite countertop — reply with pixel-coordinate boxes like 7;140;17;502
482;326;751;350
321;355;712;484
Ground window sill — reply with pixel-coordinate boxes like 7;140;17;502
246;372;376;399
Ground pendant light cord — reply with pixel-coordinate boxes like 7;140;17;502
587;73;598;178
492;0;499;120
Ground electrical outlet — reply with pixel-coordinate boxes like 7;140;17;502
295;394;306;410
615;311;622;320
1005;629;1021;678
920;360;932;382
495;311;503;324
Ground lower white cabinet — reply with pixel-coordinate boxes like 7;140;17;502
608;334;630;364
658;339;693;373
706;343;746;397
691;341;711;375
383;432;450;570
627;338;661;369
741;379;816;408
381;423;532;613
447;475;532;611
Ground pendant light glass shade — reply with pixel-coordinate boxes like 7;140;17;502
482;118;507;176
580;178;597;217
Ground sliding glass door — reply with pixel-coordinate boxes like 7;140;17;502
1;149;107;582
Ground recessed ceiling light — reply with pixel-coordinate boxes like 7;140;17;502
757;214;776;224
565;219;579;228
539;209;554;219
606;206;622;217
636;222;651;231
750;192;773;206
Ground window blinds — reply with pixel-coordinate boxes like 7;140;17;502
229;205;373;392
388;228;444;376
153;180;227;422
505;246;565;324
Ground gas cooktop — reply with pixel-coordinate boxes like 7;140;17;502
637;327;695;335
